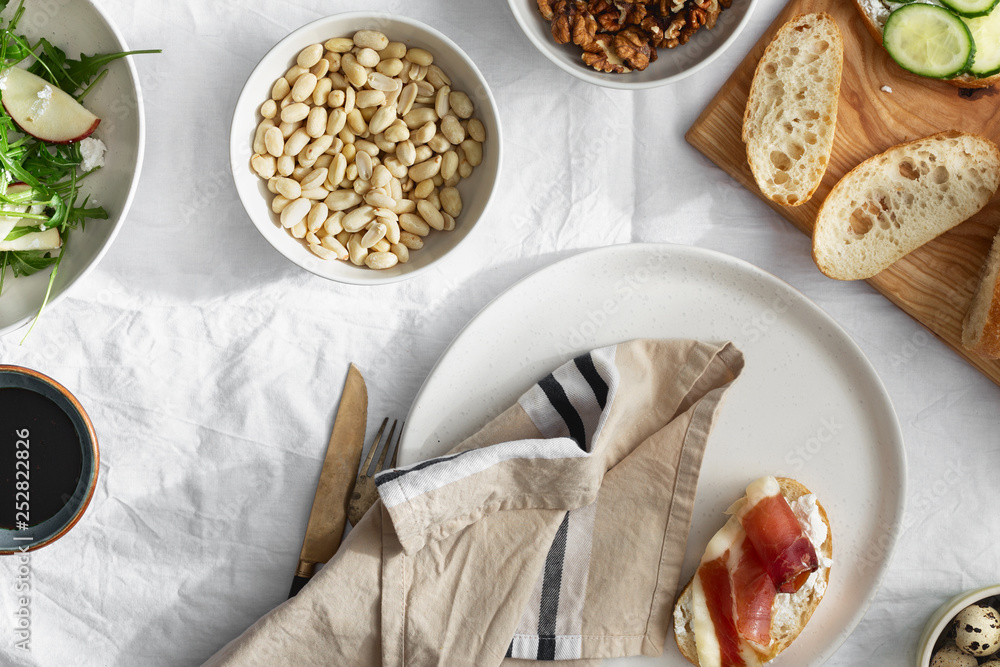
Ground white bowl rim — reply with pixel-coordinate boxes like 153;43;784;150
0;0;146;337
916;583;1000;667
229;11;504;286
505;0;760;90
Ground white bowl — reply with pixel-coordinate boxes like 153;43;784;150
0;0;145;336
917;583;1000;666
507;0;758;89
230;13;503;285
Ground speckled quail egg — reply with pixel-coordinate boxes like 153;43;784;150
981;661;1000;667
954;604;1000;657
931;643;978;667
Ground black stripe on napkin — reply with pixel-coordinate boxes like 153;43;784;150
373;448;473;485
539;375;587;450
536;512;570;660
574;353;609;409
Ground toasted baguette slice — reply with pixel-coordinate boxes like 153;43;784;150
853;0;1000;89
673;478;832;666
963;228;1000;359
813;131;1000;280
743;13;844;207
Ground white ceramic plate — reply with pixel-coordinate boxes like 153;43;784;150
507;0;759;89
230;13;502;285
401;243;906;666
0;0;145;336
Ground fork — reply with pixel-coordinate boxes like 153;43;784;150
347;418;401;526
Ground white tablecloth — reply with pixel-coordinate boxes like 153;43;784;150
1;1;997;665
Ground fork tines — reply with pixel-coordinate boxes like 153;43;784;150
347;417;402;525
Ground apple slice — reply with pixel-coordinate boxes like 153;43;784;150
0;67;99;143
0;227;60;251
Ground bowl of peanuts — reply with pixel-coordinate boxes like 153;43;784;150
231;13;501;283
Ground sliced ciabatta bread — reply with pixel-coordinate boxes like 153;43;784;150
813;131;1000;281
673;478;832;666
853;0;1000;89
963;228;1000;359
743;13;844;207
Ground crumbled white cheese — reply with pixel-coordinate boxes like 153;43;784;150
881;85;893;94
856;0;946;28
26;84;52;121
791;494;830;564
79;137;107;172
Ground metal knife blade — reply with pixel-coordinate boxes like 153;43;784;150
289;363;367;598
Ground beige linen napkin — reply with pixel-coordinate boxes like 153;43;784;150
204;338;743;667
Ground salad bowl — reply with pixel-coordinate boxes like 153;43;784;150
0;0;145;337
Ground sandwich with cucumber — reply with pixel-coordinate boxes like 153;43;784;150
855;0;1000;87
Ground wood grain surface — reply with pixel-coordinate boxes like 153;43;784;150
686;0;1000;386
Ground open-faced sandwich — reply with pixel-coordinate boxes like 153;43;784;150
673;476;832;666
854;0;1000;87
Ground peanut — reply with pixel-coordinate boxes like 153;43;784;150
353;30;389;50
365;251;398;270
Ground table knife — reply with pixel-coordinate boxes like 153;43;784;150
288;363;367;598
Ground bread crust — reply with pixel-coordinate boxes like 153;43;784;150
851;0;1000;89
672;478;832;666
963;229;1000;359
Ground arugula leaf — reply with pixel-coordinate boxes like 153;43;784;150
2;224;44;241
6;248;56;276
66;199;107;229
60;49;161;96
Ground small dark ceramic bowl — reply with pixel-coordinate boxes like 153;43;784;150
0;366;99;554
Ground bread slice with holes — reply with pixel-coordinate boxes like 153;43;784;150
672;478;832;666
813;131;1000;280
743;13;844;207
963;228;1000;359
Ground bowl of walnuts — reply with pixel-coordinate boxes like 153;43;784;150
508;0;759;88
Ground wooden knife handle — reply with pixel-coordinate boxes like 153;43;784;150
288;560;315;599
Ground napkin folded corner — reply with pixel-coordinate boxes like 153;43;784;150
204;338;743;667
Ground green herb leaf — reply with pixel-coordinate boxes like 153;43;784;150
6;248;56;276
47;48;161;97
2;224;43;241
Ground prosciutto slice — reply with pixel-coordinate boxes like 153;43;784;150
731;536;777;646
698;554;747;667
740;477;819;594
692;518;768;667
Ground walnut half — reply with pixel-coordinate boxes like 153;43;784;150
581;34;631;73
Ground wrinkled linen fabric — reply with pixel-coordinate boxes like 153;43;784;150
1;1;999;666
204;339;744;666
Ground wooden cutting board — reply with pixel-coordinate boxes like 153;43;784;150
687;0;1000;387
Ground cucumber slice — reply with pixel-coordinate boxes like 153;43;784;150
964;9;1000;76
941;0;999;18
883;4;976;78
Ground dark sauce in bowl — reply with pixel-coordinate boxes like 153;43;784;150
1;387;84;530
